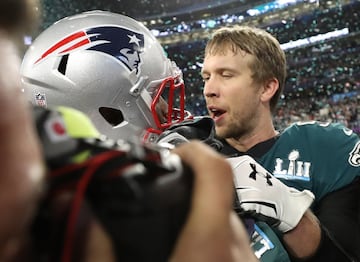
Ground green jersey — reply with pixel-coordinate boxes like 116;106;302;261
259;121;359;202
158;117;360;261
221;121;360;261
247;220;291;261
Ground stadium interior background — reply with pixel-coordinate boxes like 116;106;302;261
30;0;359;134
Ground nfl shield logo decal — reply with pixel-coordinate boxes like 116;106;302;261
35;93;47;107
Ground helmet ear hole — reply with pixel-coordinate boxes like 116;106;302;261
99;107;124;126
58;54;69;75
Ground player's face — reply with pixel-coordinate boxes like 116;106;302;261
202;48;263;140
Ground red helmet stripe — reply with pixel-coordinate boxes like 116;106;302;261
34;31;88;64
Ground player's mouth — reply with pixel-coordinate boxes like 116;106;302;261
208;106;226;122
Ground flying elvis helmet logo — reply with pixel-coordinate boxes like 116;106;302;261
34;26;145;74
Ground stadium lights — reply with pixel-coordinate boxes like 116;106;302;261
280;28;349;50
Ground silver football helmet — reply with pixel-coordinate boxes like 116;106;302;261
21;10;191;142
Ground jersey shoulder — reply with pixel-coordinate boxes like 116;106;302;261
282;121;360;167
283;121;358;145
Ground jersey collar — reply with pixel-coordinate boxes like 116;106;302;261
219;134;280;159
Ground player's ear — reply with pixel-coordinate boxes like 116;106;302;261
260;77;279;103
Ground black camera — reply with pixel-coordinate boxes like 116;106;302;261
31;106;193;262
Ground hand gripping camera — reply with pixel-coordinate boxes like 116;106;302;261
30;105;193;262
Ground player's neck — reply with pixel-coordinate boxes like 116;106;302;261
226;123;278;153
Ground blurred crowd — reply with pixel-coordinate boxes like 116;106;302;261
274;95;359;133
38;0;360;134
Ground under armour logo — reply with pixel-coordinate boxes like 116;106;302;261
249;163;273;186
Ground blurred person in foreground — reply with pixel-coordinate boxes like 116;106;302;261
0;4;257;261
159;25;360;262
0;0;45;260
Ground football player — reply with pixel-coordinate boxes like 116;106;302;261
158;25;360;262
